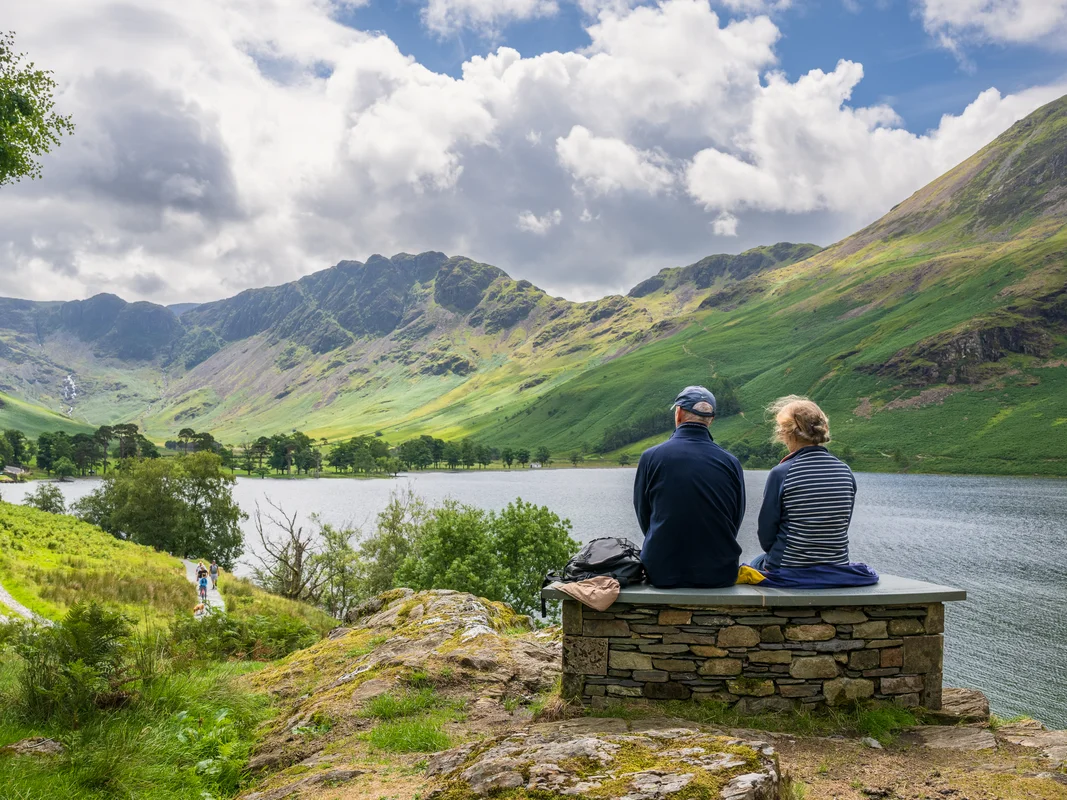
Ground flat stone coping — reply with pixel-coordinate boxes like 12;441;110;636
542;573;966;608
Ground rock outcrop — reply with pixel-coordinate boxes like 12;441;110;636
427;717;781;799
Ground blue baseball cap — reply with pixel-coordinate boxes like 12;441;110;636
672;385;716;417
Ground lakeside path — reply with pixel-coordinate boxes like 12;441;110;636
183;560;226;612
0;578;50;624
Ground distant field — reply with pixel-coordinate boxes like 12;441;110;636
0;392;92;438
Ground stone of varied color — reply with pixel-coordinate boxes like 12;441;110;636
727;678;775;696
880;647;903;668
658;609;692;625
903;635;943;673
924;603;945;634
748;650;793;664
698;658;743;676
718;625;761;648
821;609;868;624
785;624;836;642
853;620;889;639
849;650;880;670
888;618;925;636
663;633;720;646
652;658;699;672
555;599;946;711
563;635;607;675
639;643;692;654
608;651;653;671
583;619;629;638
929;687;990;723
633;670;668;682
761;625;784;643
690;645;729;657
789;655;839;680
643;681;692;700
880;675;923;694
562;600;582;635
0;737;65;757
823;677;874;705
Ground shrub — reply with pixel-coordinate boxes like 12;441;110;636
22;483;66;514
376;495;577;617
169;609;320;661
13;602;134;725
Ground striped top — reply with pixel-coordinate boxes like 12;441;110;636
756;446;856;569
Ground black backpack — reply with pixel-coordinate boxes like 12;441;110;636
542;537;645;614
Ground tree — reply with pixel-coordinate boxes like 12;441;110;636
501;447;514;469
357;487;427;598
249;499;324;601
178;427;196;453
395;496;576;617
535;446;551;465
618;453;632;466
476;444;492;469
3;429;28;464
443;442;460;470
570;453;581;467
460;439;476;469
53;456;76;479
73;452;245;568
516;448;530;468
0;31;75;186
23;482;65;514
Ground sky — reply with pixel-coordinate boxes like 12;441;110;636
1;0;1065;305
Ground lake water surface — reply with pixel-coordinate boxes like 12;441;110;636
6;469;1066;727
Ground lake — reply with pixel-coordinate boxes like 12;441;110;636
5;469;1066;727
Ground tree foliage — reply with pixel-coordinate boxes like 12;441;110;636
73;452;246;568
0;31;74;185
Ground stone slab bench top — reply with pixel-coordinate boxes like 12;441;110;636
541;573;966;608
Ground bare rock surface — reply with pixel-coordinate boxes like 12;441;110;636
927;687;990;723
913;725;997;751
997;719;1067;767
427;718;780;799
0;737;65;757
244;767;365;800
242;590;559;778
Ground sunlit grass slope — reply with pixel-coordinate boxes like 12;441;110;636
0;392;92;438
0;502;336;631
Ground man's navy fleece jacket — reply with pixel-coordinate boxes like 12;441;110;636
633;423;746;588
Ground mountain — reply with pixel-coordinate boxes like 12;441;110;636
1;95;1065;475
0;244;816;438
477;95;1067;474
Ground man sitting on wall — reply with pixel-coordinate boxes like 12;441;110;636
633;385;746;588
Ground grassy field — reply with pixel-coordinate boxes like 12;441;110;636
0;392;92;438
0;502;336;632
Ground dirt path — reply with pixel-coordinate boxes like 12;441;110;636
0;578;50;624
183;560;226;613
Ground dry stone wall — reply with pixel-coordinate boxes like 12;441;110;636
560;600;945;711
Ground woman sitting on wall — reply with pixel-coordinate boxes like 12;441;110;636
746;396;877;588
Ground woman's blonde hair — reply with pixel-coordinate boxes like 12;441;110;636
767;395;830;447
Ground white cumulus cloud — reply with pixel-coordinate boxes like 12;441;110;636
919;0;1067;49
555;126;675;194
0;0;1064;303
516;209;563;234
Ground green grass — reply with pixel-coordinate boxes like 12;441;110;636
0;392;92;439
587;698;918;745
0;502;336;636
362;688;451;720
0;654;271;800
367;718;451;753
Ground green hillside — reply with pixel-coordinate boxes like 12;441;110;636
0;502;336;631
0;392;91;438
0;95;1065;474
